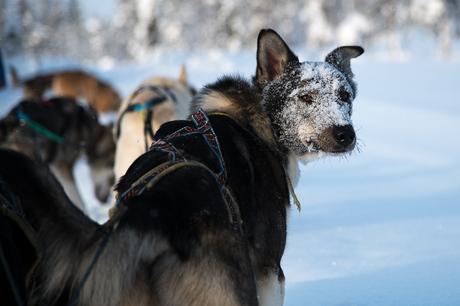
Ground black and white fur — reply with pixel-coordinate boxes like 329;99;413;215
0;98;116;210
187;29;363;304
0;29;363;306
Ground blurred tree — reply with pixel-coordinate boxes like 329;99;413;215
18;0;33;54
64;0;87;59
111;0;139;60
1;0;460;61
0;0;6;32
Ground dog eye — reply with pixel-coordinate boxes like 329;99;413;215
300;94;313;103
340;91;350;102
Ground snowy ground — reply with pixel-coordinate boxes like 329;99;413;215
1;48;459;305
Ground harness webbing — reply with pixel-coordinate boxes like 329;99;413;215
113;109;243;233
151;110;228;185
14;102;91;164
16;110;66;144
116;85;176;151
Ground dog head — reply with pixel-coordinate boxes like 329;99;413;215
253;29;363;163
86;121;116;203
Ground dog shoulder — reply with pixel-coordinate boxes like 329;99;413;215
191;75;277;146
190;75;246;114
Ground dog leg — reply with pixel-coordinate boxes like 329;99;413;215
114;112;146;181
50;164;86;211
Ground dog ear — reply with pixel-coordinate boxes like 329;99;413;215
179;63;187;85
325;46;364;90
255;29;299;85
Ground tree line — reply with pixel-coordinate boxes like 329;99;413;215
1;0;459;62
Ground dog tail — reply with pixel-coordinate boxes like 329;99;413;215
0;148;101;303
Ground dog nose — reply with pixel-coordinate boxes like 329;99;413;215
332;125;355;147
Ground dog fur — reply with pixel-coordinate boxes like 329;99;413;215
113;66;195;181
22;70;121;114
0;29;363;306
22;73;53;98
0;98;116;210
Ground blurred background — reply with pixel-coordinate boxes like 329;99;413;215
1;0;459;64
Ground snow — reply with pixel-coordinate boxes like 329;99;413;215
268;60;354;163
78;0;118;20
337;12;372;46
283;57;460;305
296;62;353;130
1;49;459;305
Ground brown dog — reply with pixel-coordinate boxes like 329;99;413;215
22;70;121;113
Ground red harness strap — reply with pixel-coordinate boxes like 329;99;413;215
115;109;243;233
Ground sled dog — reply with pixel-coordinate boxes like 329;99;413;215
113;65;195;181
21;73;54;98
0;98;116;210
22;70;121;113
0;29;363;305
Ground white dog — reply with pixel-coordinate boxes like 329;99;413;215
113;66;195;181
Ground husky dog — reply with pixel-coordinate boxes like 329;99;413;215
0;98;116;210
21;70;121;114
0;29;363;306
21;73;54;98
113;65;195;181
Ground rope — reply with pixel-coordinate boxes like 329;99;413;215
286;175;301;212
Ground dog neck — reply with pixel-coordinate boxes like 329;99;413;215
190;76;278;148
